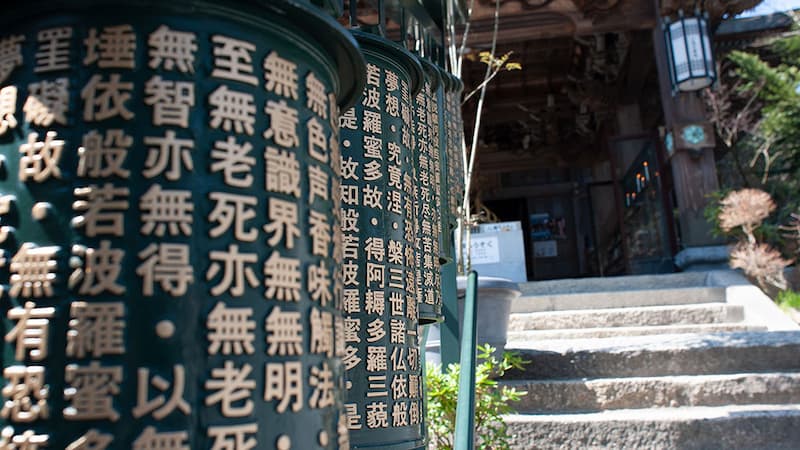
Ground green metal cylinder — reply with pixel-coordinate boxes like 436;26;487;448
414;58;444;325
338;30;425;450
0;1;364;448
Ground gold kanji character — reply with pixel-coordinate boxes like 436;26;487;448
363;110;382;134
148;25;197;73
81;74;134;121
309;210;331;257
206;244;259;296
338;412;352;448
362;87;380;110
309;307;333;357
307;117;328;163
308;261;331;306
0;35;24;83
211;136;255;188
264;306;302;355
23;78;69;126
345;403;362;430
392;402;408;427
264;100;298;148
63;362;122;421
139;184;193;236
308;164;329;204
84;25;136;68
264;146;300;197
365;63;381;85
66;301;125;358
35;27;72;73
306;72;327;119
206;301;255;355
132;365;191;419
344;317;360;343
132;427;188;450
211;35;257;85
208;192;257;241
18;131;63;182
142;130;193;180
69;242;125;296
0;366;48;422
66;429;112;450
263;252;301;301
145;76;194;128
208;424;257;450
343;288;360;314
0;86;18;136
77;129;131;178
366;401;388;429
308;362;334;409
72;183;129;237
263;51;298;99
264;361;302;413
366;346;387;372
204;361;255;417
367;374;387;398
9;243;59;298
209;85;256;135
263;198;300;249
136;243;193;297
343;345;361;371
340;107;358;130
5;301;54;361
0;427;48;450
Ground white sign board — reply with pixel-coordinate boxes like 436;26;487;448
470;235;501;264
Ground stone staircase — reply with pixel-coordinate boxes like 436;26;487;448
501;271;800;449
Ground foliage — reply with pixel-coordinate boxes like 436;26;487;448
777;289;800;310
704;19;800;262
425;344;527;450
462;51;522;104
709;188;793;292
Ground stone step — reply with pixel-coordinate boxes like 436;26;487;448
503;372;800;413
511;286;726;313
505;404;800;450
508;303;744;331
507;323;765;340
504;331;800;380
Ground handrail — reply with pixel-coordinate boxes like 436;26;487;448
454;271;478;450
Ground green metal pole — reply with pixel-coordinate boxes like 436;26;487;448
454;271;478;450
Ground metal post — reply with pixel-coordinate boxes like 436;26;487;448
454;271;478;450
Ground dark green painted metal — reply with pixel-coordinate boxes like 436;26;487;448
0;1;363;448
440;72;464;369
339;30;426;450
414;58;444;326
454;271;478;450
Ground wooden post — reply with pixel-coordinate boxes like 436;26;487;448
652;18;722;248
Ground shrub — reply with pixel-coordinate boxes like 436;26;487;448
425;344;527;450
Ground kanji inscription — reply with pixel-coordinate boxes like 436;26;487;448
0;6;351;448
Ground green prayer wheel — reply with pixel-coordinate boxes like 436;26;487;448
0;1;363;448
414;58;444;325
338;30;425;450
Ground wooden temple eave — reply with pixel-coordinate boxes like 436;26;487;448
460;0;656;47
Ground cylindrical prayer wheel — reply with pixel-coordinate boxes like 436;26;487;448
444;74;465;228
0;1;363;448
439;72;464;318
338;30;425;449
414;59;444;325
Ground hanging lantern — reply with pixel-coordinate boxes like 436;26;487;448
663;9;716;92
